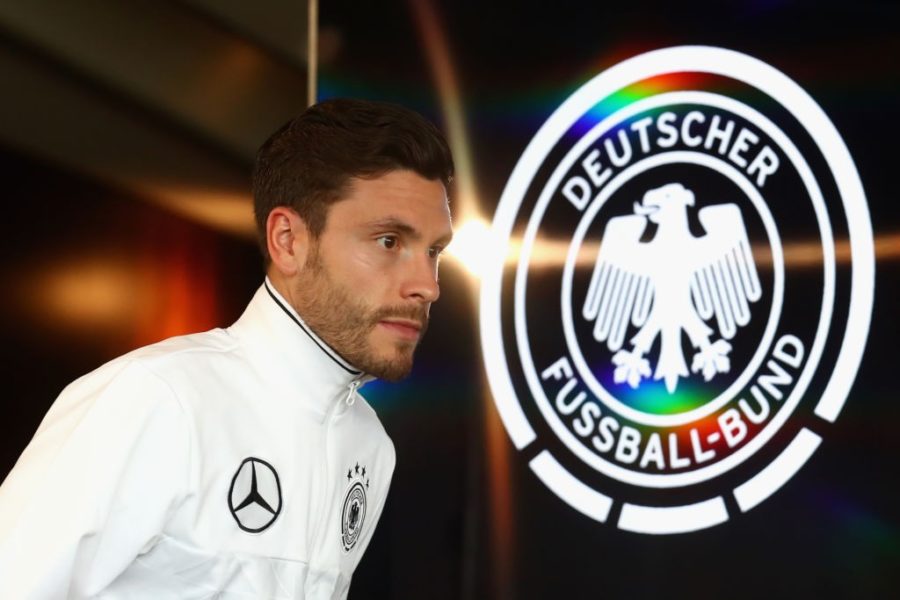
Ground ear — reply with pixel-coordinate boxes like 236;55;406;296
266;206;310;277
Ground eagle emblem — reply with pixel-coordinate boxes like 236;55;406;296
583;182;762;393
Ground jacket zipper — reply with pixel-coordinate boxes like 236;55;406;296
345;379;361;406
312;377;363;568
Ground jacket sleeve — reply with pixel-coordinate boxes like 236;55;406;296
0;360;191;599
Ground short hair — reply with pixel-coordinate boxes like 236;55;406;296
252;98;454;261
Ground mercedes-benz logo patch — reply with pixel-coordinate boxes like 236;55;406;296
228;457;282;533
341;463;369;552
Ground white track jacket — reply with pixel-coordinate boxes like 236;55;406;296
0;280;396;599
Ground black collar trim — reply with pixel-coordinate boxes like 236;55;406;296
263;281;361;376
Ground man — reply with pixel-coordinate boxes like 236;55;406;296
0;98;454;598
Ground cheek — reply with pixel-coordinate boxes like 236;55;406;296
337;249;396;306
350;245;407;285
350;246;384;269
320;238;397;300
322;240;380;280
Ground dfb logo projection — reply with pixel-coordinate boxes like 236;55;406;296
480;46;874;534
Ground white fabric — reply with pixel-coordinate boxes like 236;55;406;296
0;281;396;599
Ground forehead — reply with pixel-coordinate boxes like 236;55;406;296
328;170;451;233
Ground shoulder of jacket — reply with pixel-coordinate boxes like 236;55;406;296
126;328;239;363
40;353;191;443
60;329;239;406
113;329;242;379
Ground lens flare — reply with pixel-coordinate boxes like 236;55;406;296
445;218;505;278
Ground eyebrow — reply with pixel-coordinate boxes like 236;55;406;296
368;217;454;246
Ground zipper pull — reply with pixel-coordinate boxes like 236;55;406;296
345;380;361;406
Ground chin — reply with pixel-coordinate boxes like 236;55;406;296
371;361;413;382
365;348;415;382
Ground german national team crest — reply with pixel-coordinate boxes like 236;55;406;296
480;46;874;534
341;463;369;552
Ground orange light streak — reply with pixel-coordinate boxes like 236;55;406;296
408;1;514;596
407;0;481;223
497;232;900;270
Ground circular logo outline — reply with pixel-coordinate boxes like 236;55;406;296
228;456;283;534
480;45;874;533
341;481;367;552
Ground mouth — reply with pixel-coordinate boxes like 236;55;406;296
378;318;423;341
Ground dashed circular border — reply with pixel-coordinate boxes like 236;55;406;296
479;46;874;533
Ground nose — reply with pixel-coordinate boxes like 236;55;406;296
401;253;440;304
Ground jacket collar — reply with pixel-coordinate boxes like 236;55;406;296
227;279;371;416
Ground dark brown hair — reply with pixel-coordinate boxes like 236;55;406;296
252;98;454;261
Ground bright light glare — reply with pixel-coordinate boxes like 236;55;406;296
446;218;504;278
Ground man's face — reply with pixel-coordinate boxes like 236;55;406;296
292;170;452;381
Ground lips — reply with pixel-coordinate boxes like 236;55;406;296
378;318;423;340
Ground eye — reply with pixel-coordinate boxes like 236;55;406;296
428;246;444;259
376;235;398;250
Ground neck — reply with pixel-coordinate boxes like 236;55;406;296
262;277;362;377
266;269;297;312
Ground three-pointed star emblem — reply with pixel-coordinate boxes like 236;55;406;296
228;457;282;533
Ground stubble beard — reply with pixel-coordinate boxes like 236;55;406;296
294;246;428;382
